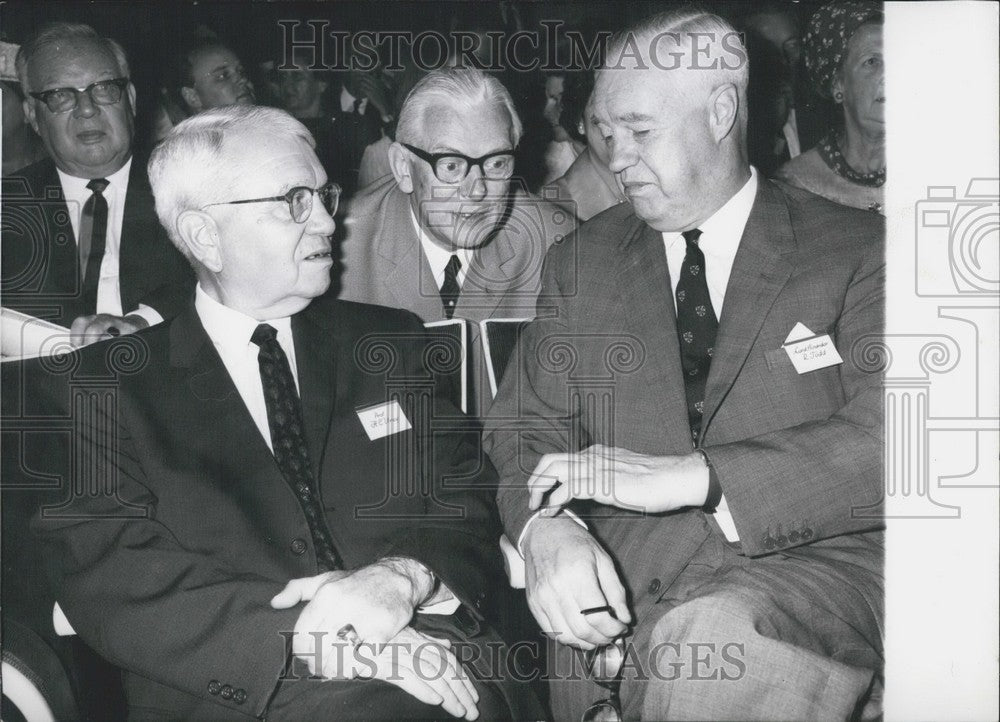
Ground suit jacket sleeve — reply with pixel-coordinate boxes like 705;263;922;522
705;236;885;556
32;368;299;717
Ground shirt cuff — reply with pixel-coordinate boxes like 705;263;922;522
126;304;164;328
516;508;588;556
711;494;741;542
417;583;460;615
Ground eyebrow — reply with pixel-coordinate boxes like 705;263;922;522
617;112;656;123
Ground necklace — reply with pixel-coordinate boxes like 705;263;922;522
818;131;886;188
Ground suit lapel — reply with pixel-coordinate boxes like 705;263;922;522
38;162;81;306
619;221;693;447
701;180;795;436
457;228;518;321
292;307;338;481
376;191;443;321
170;306;278;473
118;157;154;311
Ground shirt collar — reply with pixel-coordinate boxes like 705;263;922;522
56;155;132;202
194;283;293;351
340;86;367;114
663;167;758;255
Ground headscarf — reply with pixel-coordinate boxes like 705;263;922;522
802;1;883;98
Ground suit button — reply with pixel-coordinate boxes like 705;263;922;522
647;578;661;594
763;536;776;550
220;685;234;700
233;688;247;705
802;528;814;540
207;680;222;695
776;535;788;546
788;531;800;543
290;538;307;555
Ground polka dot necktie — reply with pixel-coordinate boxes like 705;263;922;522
251;324;340;571
674;229;718;441
80;178;109;313
440;254;462;319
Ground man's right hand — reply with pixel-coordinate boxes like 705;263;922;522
521;516;630;649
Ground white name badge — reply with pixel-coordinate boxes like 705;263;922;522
783;333;843;374
356;401;412;441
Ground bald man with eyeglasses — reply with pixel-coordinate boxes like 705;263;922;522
2;21;193;343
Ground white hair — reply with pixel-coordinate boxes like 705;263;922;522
395;68;522;147
147;105;315;259
604;7;749;126
16;22;130;93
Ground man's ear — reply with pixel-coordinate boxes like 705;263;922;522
176;209;222;272
22;98;40;135
708;83;740;143
180;86;202;113
388;142;414;193
127;81;137;111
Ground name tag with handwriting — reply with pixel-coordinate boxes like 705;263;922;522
356;401;412;441
783;333;843;374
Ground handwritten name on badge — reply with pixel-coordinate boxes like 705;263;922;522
356;401;412;441
782;322;843;374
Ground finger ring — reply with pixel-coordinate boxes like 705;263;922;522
336;623;361;648
106;326;120;337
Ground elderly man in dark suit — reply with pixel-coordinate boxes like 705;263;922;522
484;8;885;721
31;105;538;720
1;22;193;344
338;68;573;416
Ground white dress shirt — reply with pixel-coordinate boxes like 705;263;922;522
194;285;458;613
661;167;759;542
57;157;162;326
339;86;368;115
411;209;474;290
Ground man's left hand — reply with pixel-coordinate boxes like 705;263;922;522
527;444;710;514
70;313;149;347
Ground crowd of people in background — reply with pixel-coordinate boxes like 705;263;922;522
3;0;884;217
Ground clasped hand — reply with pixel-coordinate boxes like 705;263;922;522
270;562;479;720
527;444;710;514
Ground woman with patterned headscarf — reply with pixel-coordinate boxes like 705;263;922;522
776;1;885;214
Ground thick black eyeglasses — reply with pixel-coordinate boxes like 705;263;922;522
401;143;515;184
30;77;129;114
202;182;341;223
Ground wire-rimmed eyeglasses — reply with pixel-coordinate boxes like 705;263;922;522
401;143;515;184
201;182;341;223
30;78;130;114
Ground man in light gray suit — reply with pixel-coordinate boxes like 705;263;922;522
337;68;573;416
484;8;885;720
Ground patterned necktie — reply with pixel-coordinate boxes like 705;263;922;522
440;254;462;319
674;228;718;441
80;178;109;312
251;324;340;571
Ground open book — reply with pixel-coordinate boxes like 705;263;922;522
1;307;71;361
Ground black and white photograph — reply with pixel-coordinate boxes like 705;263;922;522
1;1;997;720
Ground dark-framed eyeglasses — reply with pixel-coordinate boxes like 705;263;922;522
401;143;515;184
30;77;130;114
202;181;341;223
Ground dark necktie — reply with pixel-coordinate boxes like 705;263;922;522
440;254;462;319
251;324;341;571
352;97;362;114
80;178;109;312
674;228;718;441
